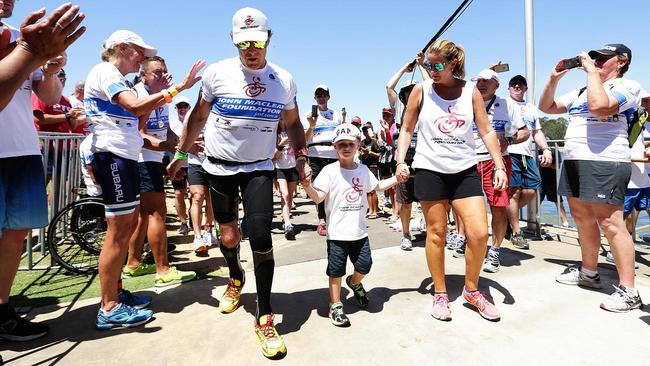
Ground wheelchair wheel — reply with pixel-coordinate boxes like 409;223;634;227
47;198;106;274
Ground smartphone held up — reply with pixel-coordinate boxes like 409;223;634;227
555;56;582;72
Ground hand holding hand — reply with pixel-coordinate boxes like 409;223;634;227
539;150;553;167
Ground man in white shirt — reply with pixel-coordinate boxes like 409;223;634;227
167;7;308;359
468;69;529;273
506;75;553;250
304;84;343;236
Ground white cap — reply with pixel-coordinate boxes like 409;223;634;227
333;124;361;144
471;69;499;83
314;84;329;94
174;96;190;106
231;7;270;44
104;30;157;58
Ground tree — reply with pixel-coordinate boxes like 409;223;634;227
540;116;568;141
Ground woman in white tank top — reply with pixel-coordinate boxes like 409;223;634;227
395;39;507;322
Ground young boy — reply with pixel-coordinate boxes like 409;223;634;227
300;124;398;327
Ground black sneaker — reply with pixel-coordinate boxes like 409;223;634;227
329;302;351;327
345;275;369;308
0;308;49;341
452;242;466;258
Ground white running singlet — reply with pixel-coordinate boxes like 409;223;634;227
412;79;477;174
201;57;297;176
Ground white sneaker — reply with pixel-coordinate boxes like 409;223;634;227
600;284;643;312
203;231;219;247
555;266;602;289
192;235;208;253
400;237;413;251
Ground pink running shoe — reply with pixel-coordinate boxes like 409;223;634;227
462;288;500;321
430;293;452;321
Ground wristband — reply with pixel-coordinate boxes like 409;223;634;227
493;167;507;173
162;89;172;104
174;148;188;160
293;147;308;159
167;87;179;98
543;147;552;153
65;112;72;122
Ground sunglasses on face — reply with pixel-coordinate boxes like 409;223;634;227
235;41;267;50
176;103;190;109
423;62;447;72
315;93;328;98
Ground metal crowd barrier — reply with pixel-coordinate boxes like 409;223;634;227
20;132;85;270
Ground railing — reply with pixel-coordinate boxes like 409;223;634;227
20;132;85;270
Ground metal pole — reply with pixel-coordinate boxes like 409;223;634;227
524;0;540;236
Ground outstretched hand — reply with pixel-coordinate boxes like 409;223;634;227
17;4;86;63
175;60;206;92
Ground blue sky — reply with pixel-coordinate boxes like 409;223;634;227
9;0;650;125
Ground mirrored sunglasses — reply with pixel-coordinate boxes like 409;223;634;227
236;41;267;50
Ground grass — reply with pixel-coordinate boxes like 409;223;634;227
11;195;227;309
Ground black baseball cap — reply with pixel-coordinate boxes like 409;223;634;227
509;75;527;87
588;43;632;63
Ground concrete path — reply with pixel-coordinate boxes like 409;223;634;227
2;197;650;366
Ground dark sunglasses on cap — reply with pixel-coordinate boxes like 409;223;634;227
235;41;267;50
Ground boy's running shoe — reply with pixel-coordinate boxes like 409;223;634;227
329;302;351;327
96;303;153;330
346;275;369;308
254;314;287;358
219;277;245;313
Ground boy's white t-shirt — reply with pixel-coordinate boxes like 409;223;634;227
313;161;378;241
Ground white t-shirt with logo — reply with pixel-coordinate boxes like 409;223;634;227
84;62;142;161
412;79;477;174
313;161;379;241
304;108;342;159
559;78;641;162
0;25;43;158
134;82;169;163
507;99;541;157
201;57;297;176
473;95;525;162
